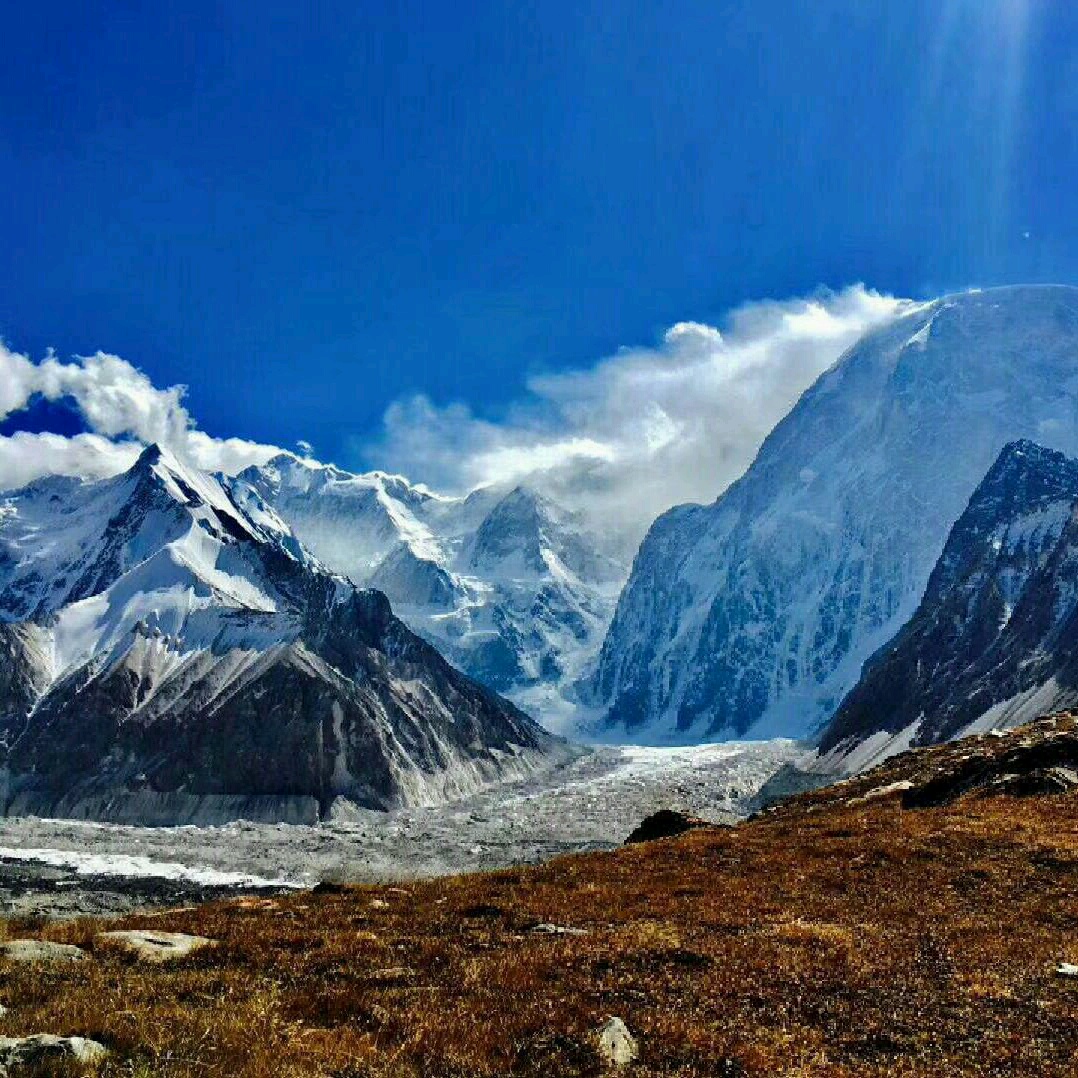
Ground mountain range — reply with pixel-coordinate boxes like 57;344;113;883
230;454;628;721
4;284;1078;827
0;445;557;823
590;285;1078;743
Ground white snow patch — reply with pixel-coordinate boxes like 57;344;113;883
0;845;300;890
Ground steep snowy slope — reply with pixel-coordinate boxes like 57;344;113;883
233;459;628;716
0;446;557;824
591;285;1078;742
819;441;1078;767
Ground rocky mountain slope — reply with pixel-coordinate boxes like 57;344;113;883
590;285;1078;741
232;454;628;719
818;441;1078;768
0;445;557;824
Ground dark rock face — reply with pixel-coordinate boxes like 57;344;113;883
0;447;559;824
0;623;49;745
822;440;1078;762
624;809;713;845
900;723;1078;808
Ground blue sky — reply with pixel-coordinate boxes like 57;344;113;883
1;0;1076;478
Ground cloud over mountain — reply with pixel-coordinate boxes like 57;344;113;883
1;286;911;539
0;346;281;490
371;285;912;538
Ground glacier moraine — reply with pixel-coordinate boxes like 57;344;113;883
0;739;801;917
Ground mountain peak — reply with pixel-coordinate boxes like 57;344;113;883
135;442;165;467
593;283;1078;742
966;440;1078;525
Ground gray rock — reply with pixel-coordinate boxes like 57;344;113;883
596;1017;638;1068
0;940;85;964
1056;961;1078;977
0;1034;107;1072
97;929;215;962
531;923;589;937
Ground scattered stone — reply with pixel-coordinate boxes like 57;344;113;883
97;930;215;963
232;898;278;912
625;809;712;845
369;898;389;910
531;923;589;937
370;966;415;982
0;1034;107;1070
848;779;914;805
0;940;85;964
1056;961;1078;977
311;880;348;895
596;1017;638;1068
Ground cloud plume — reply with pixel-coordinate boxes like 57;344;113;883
370;285;913;540
1;284;914;548
0;345;282;490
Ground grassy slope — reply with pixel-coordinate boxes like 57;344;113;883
2;721;1078;1077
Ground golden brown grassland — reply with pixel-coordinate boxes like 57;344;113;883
1;744;1077;1076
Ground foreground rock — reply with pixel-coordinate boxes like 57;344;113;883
97;930;215;962
763;713;1078;818
624;809;713;844
0;1034;107;1071
900;722;1078;809
0;940;85;964
596;1017;638;1068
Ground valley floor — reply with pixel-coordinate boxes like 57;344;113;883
0;739;802;918
1;719;1076;1076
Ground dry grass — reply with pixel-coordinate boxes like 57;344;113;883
1;763;1077;1075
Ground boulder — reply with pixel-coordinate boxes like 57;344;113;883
625;810;712;845
0;1034;107;1072
596;1017;638;1068
0;940;85;964
97;930;215;963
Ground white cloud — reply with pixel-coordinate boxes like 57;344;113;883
0;284;913;548
371;285;913;540
0;343;282;490
0;432;142;491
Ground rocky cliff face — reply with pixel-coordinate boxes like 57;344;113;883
819;441;1078;767
0;446;558;824
590;286;1078;742
233;457;628;715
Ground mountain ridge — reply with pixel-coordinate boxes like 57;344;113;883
589;285;1078;742
818;439;1078;767
0;445;559;824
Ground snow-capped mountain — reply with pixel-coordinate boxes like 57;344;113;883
590;285;1078;742
0;445;557;824
232;455;628;719
818;440;1078;769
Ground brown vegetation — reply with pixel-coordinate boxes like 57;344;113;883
2;719;1078;1076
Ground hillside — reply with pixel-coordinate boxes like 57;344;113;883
4;715;1076;1076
